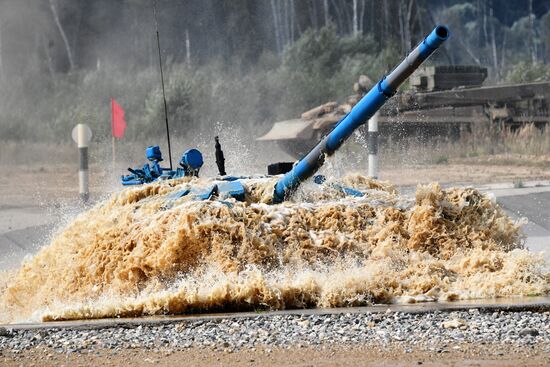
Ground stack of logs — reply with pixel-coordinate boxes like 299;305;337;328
300;74;373;130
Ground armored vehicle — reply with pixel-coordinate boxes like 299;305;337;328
122;25;450;202
258;64;550;159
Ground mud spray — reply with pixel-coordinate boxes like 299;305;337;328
0;174;548;323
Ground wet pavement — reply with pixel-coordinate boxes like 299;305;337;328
482;184;550;257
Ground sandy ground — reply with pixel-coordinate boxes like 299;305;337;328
0;164;114;208
384;154;550;187
385;163;550;187
1;343;548;367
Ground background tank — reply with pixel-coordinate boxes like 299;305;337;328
259;65;550;159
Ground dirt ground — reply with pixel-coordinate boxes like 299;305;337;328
383;162;550;187
1;343;548;367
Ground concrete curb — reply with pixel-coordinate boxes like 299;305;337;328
3;296;549;332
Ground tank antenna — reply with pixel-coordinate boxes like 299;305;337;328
153;0;173;170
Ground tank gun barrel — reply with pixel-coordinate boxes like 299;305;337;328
273;25;450;203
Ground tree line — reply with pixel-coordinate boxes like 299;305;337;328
0;0;549;142
1;1;549;76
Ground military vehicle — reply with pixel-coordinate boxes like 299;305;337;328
122;25;450;202
258;64;550;159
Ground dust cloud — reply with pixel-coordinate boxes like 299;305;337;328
0;174;548;323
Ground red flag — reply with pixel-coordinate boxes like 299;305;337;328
111;99;127;139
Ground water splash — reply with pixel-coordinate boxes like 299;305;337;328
1;175;548;323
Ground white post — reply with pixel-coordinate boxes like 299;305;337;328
185;29;191;65
72;124;92;202
367;112;379;179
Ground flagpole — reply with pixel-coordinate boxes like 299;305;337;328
112;136;116;168
111;98;115;169
111;98;126;168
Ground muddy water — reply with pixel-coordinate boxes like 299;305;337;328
0;174;548;323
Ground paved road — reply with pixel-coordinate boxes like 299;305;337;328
482;185;550;257
0;205;58;270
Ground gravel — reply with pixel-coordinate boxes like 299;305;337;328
0;310;549;355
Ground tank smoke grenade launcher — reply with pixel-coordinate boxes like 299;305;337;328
121;25;450;203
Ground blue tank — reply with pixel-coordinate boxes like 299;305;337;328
121;25;450;204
